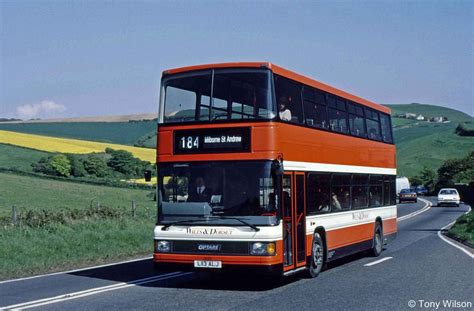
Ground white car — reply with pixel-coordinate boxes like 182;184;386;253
437;188;461;207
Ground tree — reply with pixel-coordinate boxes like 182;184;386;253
49;154;72;177
32;154;71;177
418;167;437;193
32;157;56;175
436;152;474;190
410;176;423;187
67;154;87;177
106;149;149;176
83;155;108;177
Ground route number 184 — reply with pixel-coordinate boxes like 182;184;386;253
180;136;199;149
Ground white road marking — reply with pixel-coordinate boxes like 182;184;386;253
437;205;473;259
1;271;192;310
364;257;393;267
0;256;152;285
397;198;431;222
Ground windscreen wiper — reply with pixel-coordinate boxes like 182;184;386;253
212;216;260;232
161;217;217;231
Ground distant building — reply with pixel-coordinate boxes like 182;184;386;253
405;113;417;119
429;116;448;123
416;114;425;121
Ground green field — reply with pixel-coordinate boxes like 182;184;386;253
385;104;474;177
0;121;156;147
0;172;155;280
0;144;52;172
0;172;154;216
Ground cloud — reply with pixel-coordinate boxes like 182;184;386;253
16;100;66;120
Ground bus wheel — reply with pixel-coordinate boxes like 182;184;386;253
370;222;383;257
308;232;324;278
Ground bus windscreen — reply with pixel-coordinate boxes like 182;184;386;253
158;161;279;224
162;69;275;123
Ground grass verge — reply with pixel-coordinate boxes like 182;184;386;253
0;172;156;280
447;210;474;248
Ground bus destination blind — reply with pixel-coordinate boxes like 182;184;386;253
174;127;251;154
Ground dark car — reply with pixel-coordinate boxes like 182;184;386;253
415;186;428;196
399;188;417;203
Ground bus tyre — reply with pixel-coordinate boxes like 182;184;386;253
308;232;324;278
370;222;383;257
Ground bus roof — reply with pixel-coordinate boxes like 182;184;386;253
163;62;391;114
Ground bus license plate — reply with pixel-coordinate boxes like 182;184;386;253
194;260;222;269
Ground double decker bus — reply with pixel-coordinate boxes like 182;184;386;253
153;62;397;277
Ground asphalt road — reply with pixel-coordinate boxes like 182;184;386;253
1;197;472;311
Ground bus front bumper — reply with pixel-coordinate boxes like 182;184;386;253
153;252;283;274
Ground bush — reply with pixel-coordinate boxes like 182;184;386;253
50;154;71;177
0;205;126;228
455;123;474;137
106;149;150;177
436;151;474;190
32;157;56;175
32;154;71;177
67;154;87;177
83;155;108;177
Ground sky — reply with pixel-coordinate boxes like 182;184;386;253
0;0;473;119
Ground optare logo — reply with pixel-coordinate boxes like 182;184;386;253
197;244;221;251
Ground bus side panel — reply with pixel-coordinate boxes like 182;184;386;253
305;205;397;259
275;123;396;170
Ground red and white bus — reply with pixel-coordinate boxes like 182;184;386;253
153;62;397;277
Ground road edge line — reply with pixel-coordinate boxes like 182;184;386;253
0;256;152;285
1;271;189;310
437;205;473;259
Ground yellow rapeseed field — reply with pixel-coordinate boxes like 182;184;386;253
126;177;158;185
0;130;156;162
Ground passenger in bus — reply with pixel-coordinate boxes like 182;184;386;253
369;191;381;207
278;97;292;121
188;177;212;202
342;191;350;209
369;128;378;139
331;192;342;211
317;193;330;213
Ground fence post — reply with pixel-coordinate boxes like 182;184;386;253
97;202;101;211
12;205;17;225
132;200;136;217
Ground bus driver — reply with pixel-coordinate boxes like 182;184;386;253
188;177;212;202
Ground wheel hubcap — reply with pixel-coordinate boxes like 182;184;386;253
313;241;323;267
375;229;382;252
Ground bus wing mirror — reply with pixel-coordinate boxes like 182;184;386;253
144;170;152;182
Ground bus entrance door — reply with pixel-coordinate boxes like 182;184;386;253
283;172;307;272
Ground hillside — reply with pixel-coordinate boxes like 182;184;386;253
387;103;472;124
385;104;473;177
0;121;156;146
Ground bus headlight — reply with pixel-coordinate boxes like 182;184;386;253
250;242;276;256
155;240;170;252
